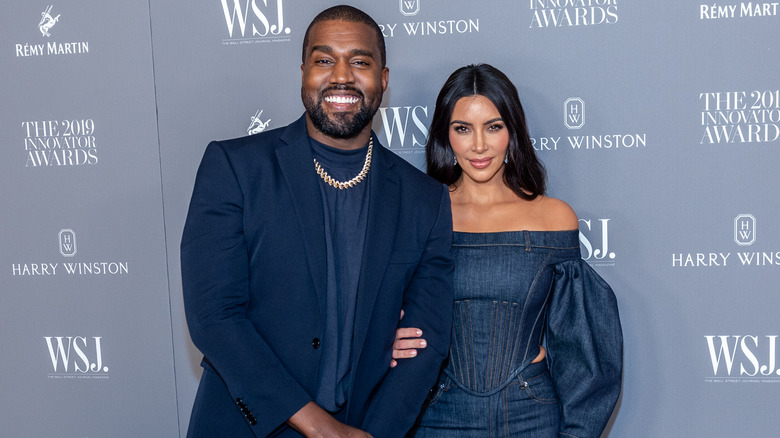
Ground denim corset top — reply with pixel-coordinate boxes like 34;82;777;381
443;230;581;396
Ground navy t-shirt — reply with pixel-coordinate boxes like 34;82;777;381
309;136;371;412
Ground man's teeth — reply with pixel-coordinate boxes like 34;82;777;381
325;96;359;104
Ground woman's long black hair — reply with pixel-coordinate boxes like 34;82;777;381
425;64;546;200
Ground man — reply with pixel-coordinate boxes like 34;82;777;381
181;5;453;437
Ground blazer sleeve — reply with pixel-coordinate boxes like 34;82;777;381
545;260;623;438
181;141;312;436
360;184;454;437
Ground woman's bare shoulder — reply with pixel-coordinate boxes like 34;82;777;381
536;196;579;231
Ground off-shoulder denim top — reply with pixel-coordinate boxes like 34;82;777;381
444;230;622;437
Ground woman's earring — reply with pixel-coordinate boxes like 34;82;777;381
453;156;458;165
504;151;509;164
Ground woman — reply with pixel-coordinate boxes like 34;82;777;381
393;64;622;437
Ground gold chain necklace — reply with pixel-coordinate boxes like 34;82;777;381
313;137;373;190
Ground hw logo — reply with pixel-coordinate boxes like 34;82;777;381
400;0;420;16
44;336;108;374
564;97;584;129
579;218;615;264
734;214;756;246
58;229;76;257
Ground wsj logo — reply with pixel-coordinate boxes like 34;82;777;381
400;0;421;16
734;214;756;246
58;229;76;257
377;106;429;149
706;335;779;377
221;0;290;38
45;336;108;375
579;218;616;264
564;98;584;129
38;5;60;37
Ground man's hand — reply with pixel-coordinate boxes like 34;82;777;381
288;402;373;438
390;310;427;368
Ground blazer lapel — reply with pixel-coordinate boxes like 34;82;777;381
353;137;401;361
275;116;327;315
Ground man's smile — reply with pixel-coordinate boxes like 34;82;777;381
324;95;360;105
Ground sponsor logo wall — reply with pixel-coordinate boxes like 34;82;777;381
671;214;779;268
14;5;90;57
579;218;617;267
705;334;780;382
378;0;480;38
532;97;648;151
45;335;109;379
2;0;778;436
10;230;129;277
699;90;780;144
529;0;619;28
1;2;177;437
376;104;430;158
22;119;98;167
220;0;292;45
247;109;272;135
699;2;780;19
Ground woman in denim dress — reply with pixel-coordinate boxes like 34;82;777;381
393;64;623;437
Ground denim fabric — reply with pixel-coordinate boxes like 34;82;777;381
411;231;622;438
414;360;559;437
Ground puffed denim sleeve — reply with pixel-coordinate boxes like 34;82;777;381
545;260;623;438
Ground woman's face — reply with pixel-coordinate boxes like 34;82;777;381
449;94;509;186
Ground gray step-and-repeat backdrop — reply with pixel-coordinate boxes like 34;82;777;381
2;1;778;436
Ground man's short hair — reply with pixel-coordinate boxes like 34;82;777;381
302;5;386;68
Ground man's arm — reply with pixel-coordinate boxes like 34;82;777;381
360;185;454;437
288;403;372;438
182;141;315;436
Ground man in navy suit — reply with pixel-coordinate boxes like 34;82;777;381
181;5;453;437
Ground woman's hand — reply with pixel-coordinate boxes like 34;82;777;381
390;310;427;368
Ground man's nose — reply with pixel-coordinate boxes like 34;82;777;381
330;60;354;84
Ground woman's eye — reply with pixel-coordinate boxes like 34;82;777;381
488;124;504;132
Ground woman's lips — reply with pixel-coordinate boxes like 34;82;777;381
468;157;493;169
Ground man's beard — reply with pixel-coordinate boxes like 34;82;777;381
302;85;380;139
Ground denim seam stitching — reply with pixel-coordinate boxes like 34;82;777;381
520;250;556;362
488;301;497;392
453;243;579;250
506;302;521;386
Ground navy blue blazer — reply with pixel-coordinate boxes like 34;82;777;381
181;115;454;437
